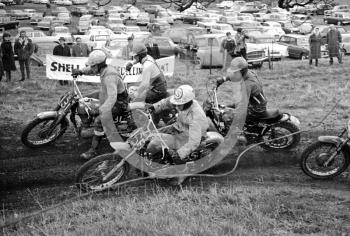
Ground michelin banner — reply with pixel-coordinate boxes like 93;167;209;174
46;55;175;84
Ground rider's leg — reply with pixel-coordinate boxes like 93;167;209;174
80;116;104;160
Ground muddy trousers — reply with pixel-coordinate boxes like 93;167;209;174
19;59;30;80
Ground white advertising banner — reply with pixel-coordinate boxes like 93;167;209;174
45;55;175;84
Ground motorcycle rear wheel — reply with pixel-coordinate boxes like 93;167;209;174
21;117;68;148
260;121;300;151
76;153;130;192
300;142;350;179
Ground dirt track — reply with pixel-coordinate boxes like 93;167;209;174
1;119;350;214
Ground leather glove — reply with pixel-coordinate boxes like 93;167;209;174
126;62;133;72
144;103;155;113
71;69;83;77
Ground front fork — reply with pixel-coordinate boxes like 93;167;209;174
102;149;135;182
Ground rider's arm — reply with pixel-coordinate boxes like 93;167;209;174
177;112;205;159
153;97;173;113
99;76;121;142
134;63;152;101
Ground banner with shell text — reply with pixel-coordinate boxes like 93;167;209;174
45;55;175;84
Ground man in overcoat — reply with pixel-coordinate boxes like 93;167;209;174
326;24;342;65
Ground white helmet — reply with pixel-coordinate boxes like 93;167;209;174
86;50;107;67
170;85;195;105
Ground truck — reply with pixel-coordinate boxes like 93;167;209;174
0;17;19;30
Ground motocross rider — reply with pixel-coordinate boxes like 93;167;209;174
145;85;209;185
215;57;267;120
125;43;169;125
72;50;137;160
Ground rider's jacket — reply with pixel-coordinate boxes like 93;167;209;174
243;70;267;116
153;98;209;159
140;55;167;95
99;65;128;142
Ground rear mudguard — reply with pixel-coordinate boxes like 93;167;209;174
318;136;350;155
37;111;58;119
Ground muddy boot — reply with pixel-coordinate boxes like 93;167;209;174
315;59;318;67
309;59;312;65
80;135;102;160
329;58;333;65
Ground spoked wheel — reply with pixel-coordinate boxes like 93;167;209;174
76;153;130;192
21;117;68;148
260;122;300;151
300;142;350;179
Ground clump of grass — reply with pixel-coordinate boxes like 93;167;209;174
3;184;349;235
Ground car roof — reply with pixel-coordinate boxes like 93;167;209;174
281;34;307;38
195;33;226;38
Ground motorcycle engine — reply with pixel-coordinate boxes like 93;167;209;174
77;98;100;117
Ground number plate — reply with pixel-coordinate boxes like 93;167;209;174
58;93;72;108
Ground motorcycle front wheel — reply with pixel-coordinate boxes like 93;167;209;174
300;142;350;179
76;153;130;192
21;117;69;148
260;121;301;151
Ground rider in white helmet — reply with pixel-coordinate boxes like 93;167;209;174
146;85;209;175
72;50;136;159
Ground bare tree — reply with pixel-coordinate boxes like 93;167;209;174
93;0;335;11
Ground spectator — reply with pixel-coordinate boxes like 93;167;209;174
185;34;198;77
14;30;34;81
122;36;134;60
308;27;322;66
1;32;16;82
221;32;236;72
43;3;52;17
72;37;90;57
145;35;160;59
235;28;249;60
53;37;71;85
0;40;3;82
326;24;342;65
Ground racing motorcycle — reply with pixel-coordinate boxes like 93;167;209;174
21;76;175;148
75;103;224;192
300;121;350;179
203;78;301;151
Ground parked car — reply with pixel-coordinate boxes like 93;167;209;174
108;24;127;34
86;34;111;50
56;0;72;6
0;9;6;17
8;10;30;20
136;12;150;26
158;11;174;24
51;26;70;37
164;9;183;21
341;33;350;54
240;4;260;14
143;4;164;15
78;14;93;33
324;5;350;16
0;16;19;30
37;16;63;30
23;9;37;18
210;23;235;35
230;20;261;30
247;35;289;60
147;20;171;35
195;34;267;68
88;6;105;16
260;21;285;36
162;27;207;44
262;13;289;23
137;36;182;58
279;21;300;34
30;12;43;25
183;12;204;25
52;6;70;16
71;0;88;4
57;12;71;25
315;3;333;15
324;12;350;25
290;14;312;26
216;0;234;9
71;6;88;17
277;34;328;59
